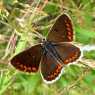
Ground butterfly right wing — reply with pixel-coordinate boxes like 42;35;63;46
53;43;81;64
11;44;42;73
47;13;73;43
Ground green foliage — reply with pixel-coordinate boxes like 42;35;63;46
0;0;95;95
84;50;95;59
75;26;95;44
43;2;60;15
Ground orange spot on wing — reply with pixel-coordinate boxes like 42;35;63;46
66;23;70;27
23;66;28;71
67;27;71;31
19;64;23;68
67;36;72;40
27;67;31;71
32;67;37;71
64;59;69;64
68;31;72;35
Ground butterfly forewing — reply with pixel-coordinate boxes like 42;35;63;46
47;14;73;43
41;50;63;83
11;44;42;73
53;43;81;64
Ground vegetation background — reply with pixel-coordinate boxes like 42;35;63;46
0;0;95;95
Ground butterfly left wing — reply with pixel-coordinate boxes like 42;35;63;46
53;43;81;64
40;51;63;83
11;44;42;73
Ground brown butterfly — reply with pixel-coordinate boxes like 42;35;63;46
11;13;81;84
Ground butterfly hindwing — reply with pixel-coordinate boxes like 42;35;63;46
47;14;73;43
41;50;63;83
53;43;81;64
11;44;42;73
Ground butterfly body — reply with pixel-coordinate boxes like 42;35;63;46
11;13;81;83
42;40;62;62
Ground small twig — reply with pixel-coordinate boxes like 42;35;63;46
2;32;18;60
37;0;48;11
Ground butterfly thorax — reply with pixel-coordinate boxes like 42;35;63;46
42;40;62;62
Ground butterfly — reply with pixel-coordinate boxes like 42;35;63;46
10;13;81;84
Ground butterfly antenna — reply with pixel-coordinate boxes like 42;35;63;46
34;32;46;40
